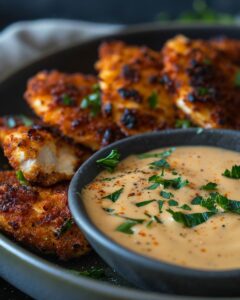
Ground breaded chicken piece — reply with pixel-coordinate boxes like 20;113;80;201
163;35;240;129
25;71;123;150
210;37;240;66
96;41;176;135
0;117;90;186
0;171;90;260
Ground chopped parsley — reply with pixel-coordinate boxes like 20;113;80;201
148;91;158;109
116;219;143;234
222;165;240;179
160;190;174;199
197;86;209;96
96;149;120;172
103;188;124;202
72;267;105;279
102;207;115;213
167;209;216;228
81;83;101;116
148;175;189;190
135;199;156;207
157;200;165;212
168;199;179;206
138;147;175;159
234;70;240;88
180;204;192;211
61;94;74;106
57;219;74;236
16;170;28;185
175;119;192;129
200;182;218;190
191;195;203;205
149;159;170;170
212;192;240;214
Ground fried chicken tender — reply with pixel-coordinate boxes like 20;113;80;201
210;37;240;66
163;35;240;129
96;41;176;135
25;71;123;150
0;117;90;186
0;171;90;260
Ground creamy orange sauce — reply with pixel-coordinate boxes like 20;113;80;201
82;146;240;270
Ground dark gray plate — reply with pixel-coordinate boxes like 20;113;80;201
0;24;240;300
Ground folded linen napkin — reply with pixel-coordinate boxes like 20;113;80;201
0;19;122;81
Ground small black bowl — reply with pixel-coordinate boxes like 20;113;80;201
69;129;240;297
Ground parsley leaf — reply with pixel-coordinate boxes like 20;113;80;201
157;200;165;212
96;149;120;172
16;170;28;185
61;94;74;106
138;147;175;159
148;91;158;109
149;159;170;170
57;219;74;236
168;199;178;206
175;119;192;129
160;190;174;199
197;87;210;96
148;175;189;190
167;209;216;228
200;182;218;190
180;204;192;211
81;84;101;116
116;218;144;234
135;199;156;207
222;165;240;179
234;70;240;87
191;195;203;205
103;188;124;202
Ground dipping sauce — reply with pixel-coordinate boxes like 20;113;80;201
82;146;240;270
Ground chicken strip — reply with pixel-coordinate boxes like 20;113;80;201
0;116;90;186
0;171;90;260
163;35;240;129
25;71;123;150
96;41;176;136
210;37;240;66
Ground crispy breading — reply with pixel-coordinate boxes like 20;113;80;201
210;37;240;66
0;171;90;260
162;35;240;129
0;117;90;186
96;41;176;135
25;71;124;150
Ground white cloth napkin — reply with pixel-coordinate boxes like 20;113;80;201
0;19;122;81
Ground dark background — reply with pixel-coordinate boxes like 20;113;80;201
0;0;240;29
0;0;239;298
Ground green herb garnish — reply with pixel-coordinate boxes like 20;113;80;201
148;91;158;109
200;182;218;190
148;175;189;190
157;200;165;212
57;219;74;236
116;219;143;234
149;159;170;170
138;147;175;159
16;170;28;185
197;86;209;96
180;204;192;211
168;199;179;206
102;207;115;213
72;267;105;279
222;165;240;179
212;192;240;214
175;119;192;129
167;209;216;228
160;190;174;199
135;199;156;207
81;83;101;116
234;70;240;87
61;94;74;106
96;149;120;172
191;195;203;205
103;188;124;202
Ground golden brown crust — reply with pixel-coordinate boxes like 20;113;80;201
25;71;124;150
0;171;90;260
96;41;176;135
162;35;240;129
0;118;91;186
